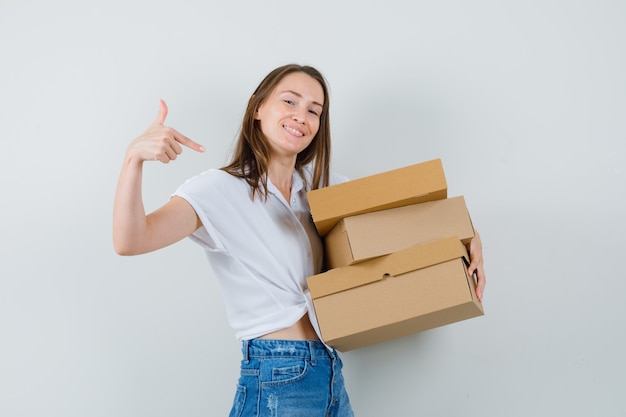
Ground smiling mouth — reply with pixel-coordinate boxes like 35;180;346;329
283;125;304;137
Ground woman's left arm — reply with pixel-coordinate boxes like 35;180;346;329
467;230;486;302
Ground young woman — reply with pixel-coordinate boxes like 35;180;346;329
113;64;486;417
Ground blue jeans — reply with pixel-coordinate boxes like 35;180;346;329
229;339;354;417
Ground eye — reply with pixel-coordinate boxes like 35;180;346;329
283;99;295;105
309;109;320;117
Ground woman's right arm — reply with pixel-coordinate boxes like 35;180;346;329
113;99;205;256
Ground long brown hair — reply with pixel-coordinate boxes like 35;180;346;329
222;64;331;199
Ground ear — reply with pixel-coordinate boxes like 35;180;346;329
250;95;262;121
254;104;263;121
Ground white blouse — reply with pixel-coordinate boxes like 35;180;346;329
173;167;347;341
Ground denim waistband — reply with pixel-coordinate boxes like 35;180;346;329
242;339;334;363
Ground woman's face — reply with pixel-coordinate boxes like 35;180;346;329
255;72;324;161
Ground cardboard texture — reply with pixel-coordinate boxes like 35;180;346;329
307;159;447;236
324;196;476;269
307;237;484;352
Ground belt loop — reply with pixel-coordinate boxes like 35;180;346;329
326;345;336;361
243;340;250;364
308;340;317;366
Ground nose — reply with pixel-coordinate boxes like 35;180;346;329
292;107;306;123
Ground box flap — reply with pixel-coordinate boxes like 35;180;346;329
386;236;468;276
307;259;386;299
308;236;468;299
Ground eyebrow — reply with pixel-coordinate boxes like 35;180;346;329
282;90;324;108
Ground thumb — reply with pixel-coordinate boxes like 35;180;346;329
154;98;168;125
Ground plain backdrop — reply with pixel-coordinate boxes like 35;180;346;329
1;1;625;416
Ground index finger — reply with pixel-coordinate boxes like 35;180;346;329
173;130;205;153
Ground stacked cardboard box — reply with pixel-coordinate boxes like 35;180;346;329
306;159;484;352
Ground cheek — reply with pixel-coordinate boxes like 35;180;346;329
310;118;321;135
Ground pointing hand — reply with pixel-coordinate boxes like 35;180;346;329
128;99;204;163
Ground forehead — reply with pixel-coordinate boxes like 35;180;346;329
273;72;325;105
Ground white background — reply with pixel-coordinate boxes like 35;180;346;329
1;1;625;416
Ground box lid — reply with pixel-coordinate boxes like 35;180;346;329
308;236;469;299
307;159;447;236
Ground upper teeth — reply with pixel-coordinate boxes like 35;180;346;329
284;126;303;136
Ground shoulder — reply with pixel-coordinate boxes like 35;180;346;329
329;171;350;186
176;168;248;198
181;168;242;187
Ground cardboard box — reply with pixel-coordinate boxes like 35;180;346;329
308;159;447;236
324;196;475;269
307;237;484;352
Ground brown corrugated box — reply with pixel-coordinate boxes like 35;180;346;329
307;159;447;236
324;196;475;269
307;237;484;352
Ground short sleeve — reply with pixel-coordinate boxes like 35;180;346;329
172;169;229;252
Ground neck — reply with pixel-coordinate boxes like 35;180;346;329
268;158;296;203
